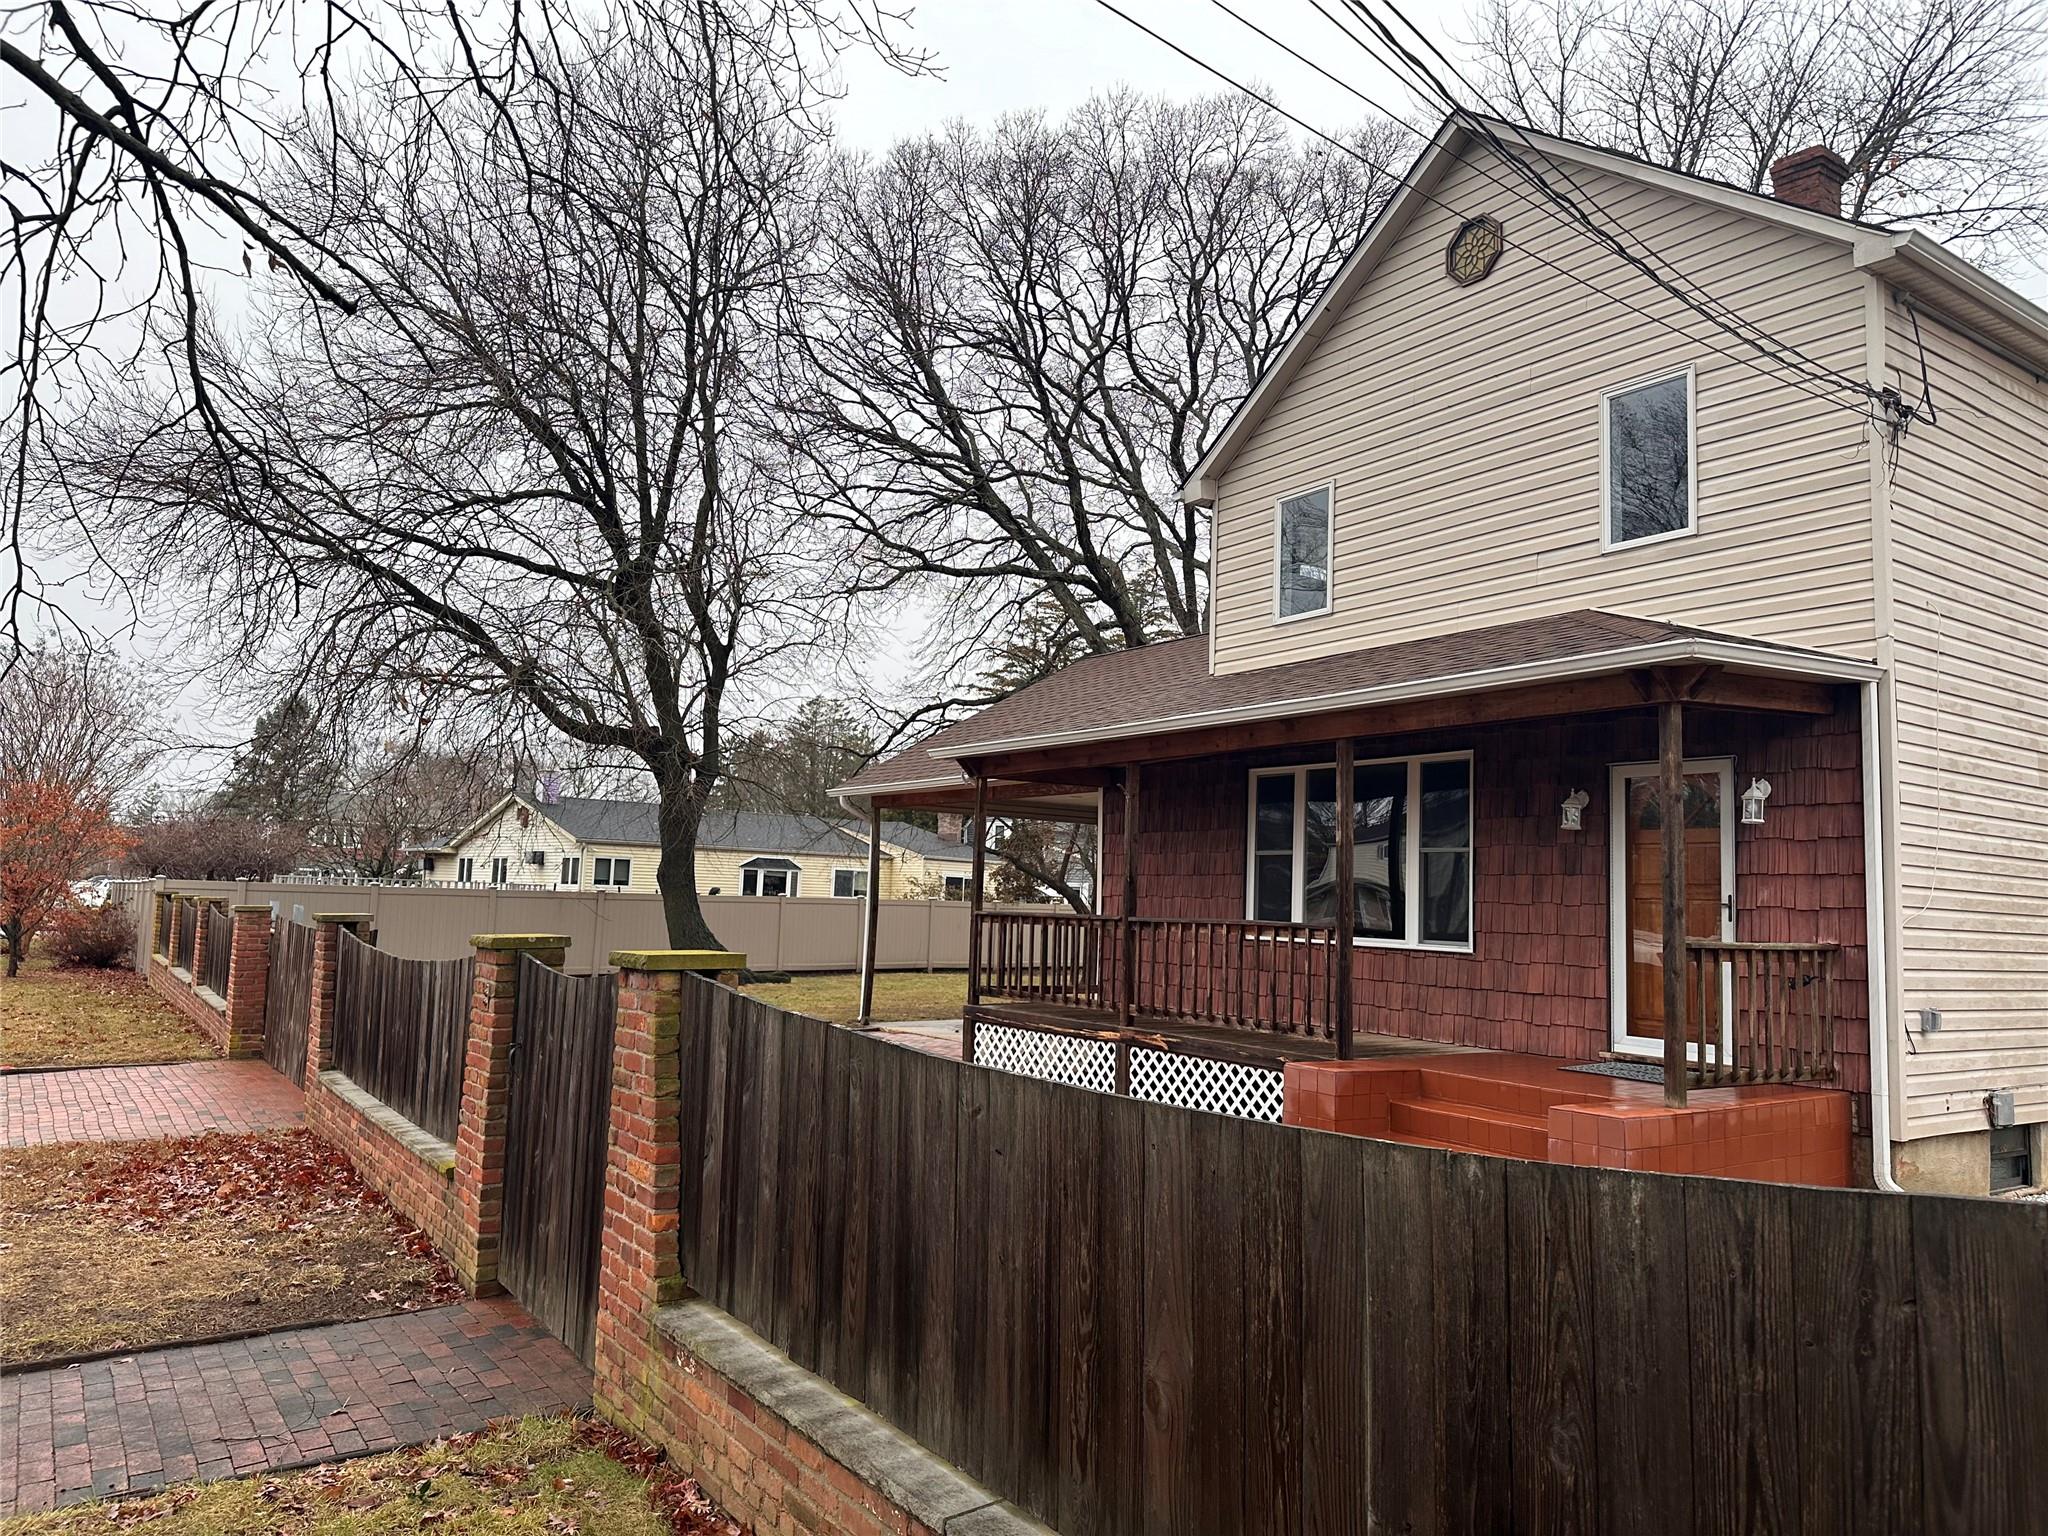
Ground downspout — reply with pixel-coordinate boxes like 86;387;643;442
1860;677;1903;1192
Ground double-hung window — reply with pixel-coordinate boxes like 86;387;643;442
489;855;510;885
457;856;475;884
832;868;867;899
943;874;970;900
1274;484;1333;620
1602;367;1695;548
1246;752;1472;948
593;856;632;889
558;855;581;887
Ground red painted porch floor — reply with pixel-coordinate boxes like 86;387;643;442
1286;1051;1853;1186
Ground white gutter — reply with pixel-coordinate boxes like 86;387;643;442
1860;677;1903;1193
933;636;1881;762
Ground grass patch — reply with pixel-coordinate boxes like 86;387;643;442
0;1413;740;1534
739;969;965;1024
0;1131;463;1366
0;955;215;1069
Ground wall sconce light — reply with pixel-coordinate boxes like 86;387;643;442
1741;777;1772;825
1559;789;1589;831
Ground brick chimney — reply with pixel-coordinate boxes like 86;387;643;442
935;811;967;844
1768;146;1850;217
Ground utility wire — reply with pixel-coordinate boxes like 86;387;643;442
1140;0;1880;426
1332;0;1891;411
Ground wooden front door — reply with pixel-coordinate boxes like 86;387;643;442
1608;758;1734;1057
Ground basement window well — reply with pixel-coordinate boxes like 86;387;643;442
1990;1126;2035;1194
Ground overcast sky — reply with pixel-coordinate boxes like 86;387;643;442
20;0;2048;789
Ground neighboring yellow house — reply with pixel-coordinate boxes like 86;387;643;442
428;793;984;900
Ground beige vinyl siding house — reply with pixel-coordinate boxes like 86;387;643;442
435;796;977;902
1879;297;2048;1148
1205;151;1879;676
1176;117;2048;1191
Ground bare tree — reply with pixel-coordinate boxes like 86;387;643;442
1471;0;2048;253
0;639;153;799
2;0;924;647
786;93;1405;690
57;1;853;948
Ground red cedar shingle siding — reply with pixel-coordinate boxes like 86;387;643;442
1104;704;1870;1098
839;608;1853;793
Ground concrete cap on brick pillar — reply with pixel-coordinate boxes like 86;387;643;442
609;949;746;972
231;903;273;914
311;912;374;925
468;933;573;951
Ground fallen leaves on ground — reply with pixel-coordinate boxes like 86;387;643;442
0;1131;463;1365
0;958;215;1068
0;1414;743;1535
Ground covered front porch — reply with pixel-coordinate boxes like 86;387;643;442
838;611;1876;1181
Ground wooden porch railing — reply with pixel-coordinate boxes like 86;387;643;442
973;911;1342;1039
973;911;1117;1010
1685;940;1839;1085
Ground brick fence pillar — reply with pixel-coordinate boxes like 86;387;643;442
593;947;745;1437
305;913;373;1095
220;905;273;1057
451;934;570;1296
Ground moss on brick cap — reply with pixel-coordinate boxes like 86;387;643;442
310;912;374;924
230;903;273;914
609;949;746;973
469;933;573;951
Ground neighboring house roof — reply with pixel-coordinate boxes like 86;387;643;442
836;608;1879;793
1183;114;2048;504
441;794;967;863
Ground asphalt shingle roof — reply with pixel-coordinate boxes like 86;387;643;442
531;800;968;861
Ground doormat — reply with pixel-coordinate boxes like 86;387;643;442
1561;1060;1666;1083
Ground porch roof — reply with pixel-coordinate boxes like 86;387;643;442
836;609;1876;800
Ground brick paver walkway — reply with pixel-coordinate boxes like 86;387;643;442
0;1299;590;1513
1;1061;304;1147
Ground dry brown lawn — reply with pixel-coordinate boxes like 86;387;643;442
0;1131;463;1366
0;1414;740;1535
739;969;966;1024
0;956;215;1068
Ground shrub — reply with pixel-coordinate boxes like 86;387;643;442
46;903;137;970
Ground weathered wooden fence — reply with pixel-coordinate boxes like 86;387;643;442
199;903;233;996
171;900;197;971
501;956;617;1365
673;977;2048;1536
331;930;472;1141
263;919;316;1085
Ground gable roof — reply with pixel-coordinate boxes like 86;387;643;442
443;794;975;863
835;608;1878;793
1183;114;2048;503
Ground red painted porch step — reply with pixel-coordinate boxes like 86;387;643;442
1389;1097;1551;1161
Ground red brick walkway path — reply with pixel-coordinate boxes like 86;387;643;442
0;1299;591;1513
1;1062;305;1147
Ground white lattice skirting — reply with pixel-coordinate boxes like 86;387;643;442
1129;1046;1285;1123
971;1022;1116;1095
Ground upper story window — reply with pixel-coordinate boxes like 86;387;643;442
1602;368;1695;549
1275;484;1333;620
558;855;581;887
1247;752;1472;949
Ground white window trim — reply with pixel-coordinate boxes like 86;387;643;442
489;855;510;885
1271;479;1336;624
1598;364;1698;554
457;856;475;884
741;861;798;898
832;867;867;899
1242;750;1475;953
558;855;581;889
593;856;632;889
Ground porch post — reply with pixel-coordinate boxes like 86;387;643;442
1120;763;1140;1028
965;775;988;1063
1659;698;1689;1108
855;802;882;1026
1333;737;1356;1058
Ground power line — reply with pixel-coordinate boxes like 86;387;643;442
1109;0;1880;426
1332;0;1890;409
